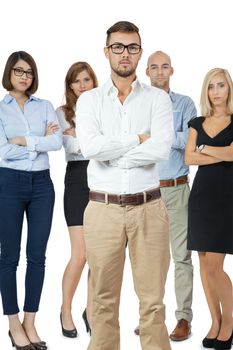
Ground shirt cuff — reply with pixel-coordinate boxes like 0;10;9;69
25;136;38;151
123;134;140;148
73;137;81;154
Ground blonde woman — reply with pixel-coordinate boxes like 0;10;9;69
185;68;233;349
56;62;98;337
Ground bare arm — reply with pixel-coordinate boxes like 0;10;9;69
185;127;222;165
201;143;233;161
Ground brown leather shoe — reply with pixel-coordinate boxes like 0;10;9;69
134;326;139;336
169;319;191;341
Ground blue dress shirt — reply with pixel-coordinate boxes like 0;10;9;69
0;94;62;171
158;91;197;180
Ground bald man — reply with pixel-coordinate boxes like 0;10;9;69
135;51;196;341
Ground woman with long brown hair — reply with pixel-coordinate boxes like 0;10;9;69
56;62;98;337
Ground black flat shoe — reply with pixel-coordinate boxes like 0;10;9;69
82;309;91;335
8;331;35;350
31;341;47;350
202;337;216;348
213;331;233;350
60;312;78;338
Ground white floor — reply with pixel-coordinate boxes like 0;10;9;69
0;153;232;350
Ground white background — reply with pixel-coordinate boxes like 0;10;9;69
0;0;232;349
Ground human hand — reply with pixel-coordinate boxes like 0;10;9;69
45;122;59;136
9;136;27;146
138;134;150;144
63;128;76;137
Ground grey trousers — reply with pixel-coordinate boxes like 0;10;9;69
160;183;193;322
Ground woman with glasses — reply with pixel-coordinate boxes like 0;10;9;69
56;62;98;337
0;51;62;350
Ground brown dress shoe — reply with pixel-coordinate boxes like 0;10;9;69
169;319;191;341
134;326;140;336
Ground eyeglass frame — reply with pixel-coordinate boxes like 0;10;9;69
12;67;34;79
107;42;142;55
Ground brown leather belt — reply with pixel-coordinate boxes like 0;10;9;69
160;175;188;187
89;188;161;206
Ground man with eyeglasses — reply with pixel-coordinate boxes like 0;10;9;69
78;21;173;350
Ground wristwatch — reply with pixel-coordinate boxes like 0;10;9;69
197;144;205;153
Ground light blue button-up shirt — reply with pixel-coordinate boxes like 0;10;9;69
158;91;197;180
0;94;62;171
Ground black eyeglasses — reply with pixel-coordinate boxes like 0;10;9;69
107;43;141;55
12;67;34;79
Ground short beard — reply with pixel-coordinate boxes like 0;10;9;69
111;64;135;78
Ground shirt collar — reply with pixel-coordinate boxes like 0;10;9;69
3;94;39;104
104;77;144;97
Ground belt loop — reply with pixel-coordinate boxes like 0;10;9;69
105;192;109;205
143;191;147;203
174;178;177;187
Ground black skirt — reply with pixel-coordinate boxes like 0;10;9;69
64;160;89;226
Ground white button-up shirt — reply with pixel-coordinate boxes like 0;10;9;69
56;107;85;162
77;78;173;194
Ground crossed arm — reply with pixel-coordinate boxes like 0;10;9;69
77;90;173;167
185;127;233;165
9;122;59;146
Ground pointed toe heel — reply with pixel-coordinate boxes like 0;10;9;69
8;331;35;350
31;341;47;350
82;309;91;335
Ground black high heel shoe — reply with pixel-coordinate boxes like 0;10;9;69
30;341;47;350
8;330;35;350
21;324;47;350
213;331;233;350
82;309;91;335
60;312;78;338
202;336;216;348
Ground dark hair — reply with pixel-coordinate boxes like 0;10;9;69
61;62;98;128
2;51;38;95
106;21;141;46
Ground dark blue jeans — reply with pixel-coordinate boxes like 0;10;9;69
0;167;55;315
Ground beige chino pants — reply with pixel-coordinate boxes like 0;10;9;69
160;183;193;322
84;198;171;350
